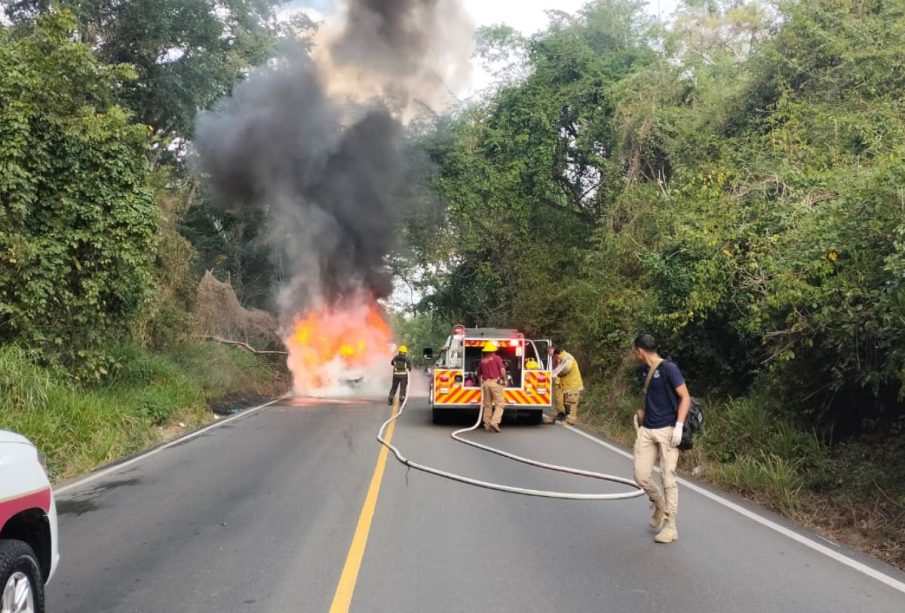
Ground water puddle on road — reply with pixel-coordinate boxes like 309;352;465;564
57;498;100;517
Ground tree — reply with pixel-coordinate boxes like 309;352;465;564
407;0;905;433
0;11;157;377
409;1;655;341
4;0;290;141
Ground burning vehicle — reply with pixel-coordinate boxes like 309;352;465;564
285;297;394;396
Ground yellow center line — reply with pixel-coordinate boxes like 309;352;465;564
329;404;398;613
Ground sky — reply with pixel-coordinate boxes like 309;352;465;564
459;0;681;33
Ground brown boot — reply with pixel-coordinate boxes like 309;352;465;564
649;501;666;530
654;515;678;543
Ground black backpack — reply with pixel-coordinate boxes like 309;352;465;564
661;362;705;451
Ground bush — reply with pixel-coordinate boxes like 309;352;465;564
0;12;157;379
0;341;286;479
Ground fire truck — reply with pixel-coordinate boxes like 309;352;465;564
425;327;552;424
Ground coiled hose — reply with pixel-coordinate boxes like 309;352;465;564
377;374;644;500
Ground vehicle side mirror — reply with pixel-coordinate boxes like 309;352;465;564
423;348;434;361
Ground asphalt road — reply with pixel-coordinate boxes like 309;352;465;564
48;393;905;612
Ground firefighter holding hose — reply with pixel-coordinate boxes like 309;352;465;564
388;345;413;406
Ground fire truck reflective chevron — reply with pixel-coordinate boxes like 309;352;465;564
429;328;552;423
431;371;551;405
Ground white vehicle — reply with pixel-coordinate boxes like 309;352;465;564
0;431;59;613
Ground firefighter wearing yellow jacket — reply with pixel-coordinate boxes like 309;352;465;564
552;347;583;424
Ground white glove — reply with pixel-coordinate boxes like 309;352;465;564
670;422;684;447
633;413;640;432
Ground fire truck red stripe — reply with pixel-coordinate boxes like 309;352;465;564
0;487;51;527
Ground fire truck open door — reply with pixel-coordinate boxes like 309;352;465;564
428;330;551;425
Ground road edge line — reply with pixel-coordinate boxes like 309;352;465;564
329;412;397;612
562;423;905;596
54;395;288;496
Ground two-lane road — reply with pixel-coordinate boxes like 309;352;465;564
48;395;905;611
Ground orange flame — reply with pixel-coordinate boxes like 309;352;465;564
285;297;394;395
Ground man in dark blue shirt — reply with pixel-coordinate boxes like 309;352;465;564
632;334;690;544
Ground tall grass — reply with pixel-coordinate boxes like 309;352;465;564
0;343;286;479
687;393;829;511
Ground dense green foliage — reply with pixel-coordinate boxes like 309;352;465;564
416;0;905;435
4;0;288;139
0;342;284;479
0;5;292;473
0;12;156;377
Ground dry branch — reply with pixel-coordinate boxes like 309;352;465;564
203;335;288;356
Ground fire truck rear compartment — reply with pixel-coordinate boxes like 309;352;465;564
463;345;522;388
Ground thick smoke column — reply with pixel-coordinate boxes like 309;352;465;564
195;0;471;313
195;59;401;306
193;1;472;394
324;0;473;117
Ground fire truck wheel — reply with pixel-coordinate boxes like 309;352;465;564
432;409;447;425
0;539;45;613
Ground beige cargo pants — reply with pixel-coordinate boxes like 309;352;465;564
563;391;580;424
633;426;679;517
554;384;580;424
481;380;505;428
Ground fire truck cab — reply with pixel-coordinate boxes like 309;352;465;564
426;328;552;425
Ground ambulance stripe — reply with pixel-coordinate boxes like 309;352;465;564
0;487;51;528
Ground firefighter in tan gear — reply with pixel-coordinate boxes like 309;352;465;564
552;347;583;424
477;342;507;432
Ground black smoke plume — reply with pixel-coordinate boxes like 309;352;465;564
333;0;440;73
194;55;401;310
193;1;471;322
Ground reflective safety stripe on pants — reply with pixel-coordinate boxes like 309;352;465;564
633;426;679;517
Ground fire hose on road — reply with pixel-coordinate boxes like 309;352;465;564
377;373;645;500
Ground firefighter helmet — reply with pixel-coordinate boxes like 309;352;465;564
483;342;498;352
399;345;409;353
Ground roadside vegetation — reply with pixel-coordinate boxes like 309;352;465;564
396;1;905;568
0;343;284;480
1;4;294;477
